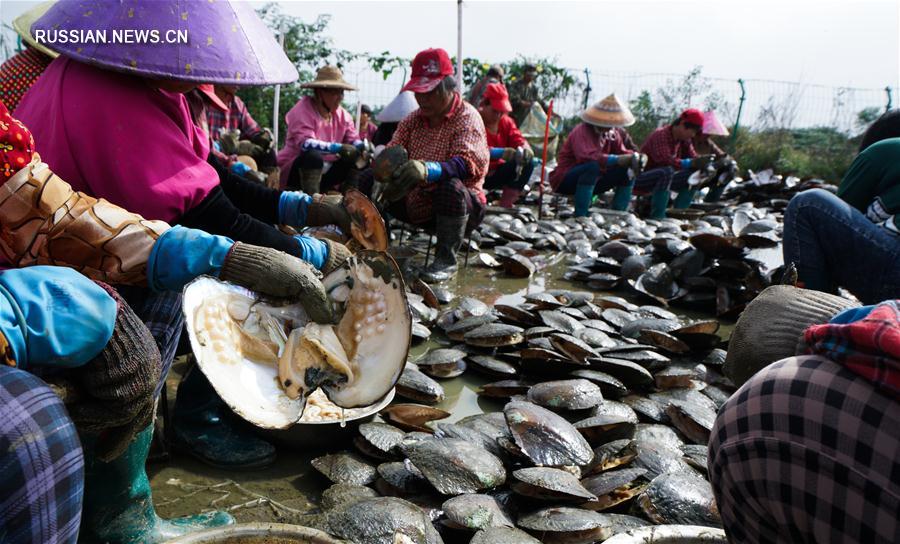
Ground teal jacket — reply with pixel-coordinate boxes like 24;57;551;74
837;137;900;234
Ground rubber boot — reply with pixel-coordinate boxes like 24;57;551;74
79;425;234;543
673;187;698;209
420;214;467;283
300;168;323;195
574;183;595;217
649;188;671;220
704;184;726;202
499;187;521;208
171;365;276;469
611;181;635;211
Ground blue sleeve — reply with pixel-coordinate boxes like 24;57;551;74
294;236;329;270
231;162;251;175
489;147;505;160
829;305;875;325
301;139;342;153
0;266;117;370
606;155;619;166
680;158;693;169
278;191;313;227
148;226;234;292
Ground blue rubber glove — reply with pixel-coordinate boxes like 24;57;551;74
294;236;329;270
231;161;251;176
606;155;619;166
0;266;117;370
278;191;313;227
830;305;876;325
489;147;506;160
680;158;693;169
424;161;442;182
147;226;234;292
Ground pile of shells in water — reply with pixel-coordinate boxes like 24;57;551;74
296;175;840;544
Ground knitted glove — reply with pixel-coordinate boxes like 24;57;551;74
693;154;716;170
236;140;263;157
615;154;635;167
218;129;240;155
250;128;274;151
321;239;352;276
307;194;352;234
382;159;426;203
520;146;535;164
338;143;359;162
65;284;160;462
501;148;517;162
724;285;859;387
220;243;333;323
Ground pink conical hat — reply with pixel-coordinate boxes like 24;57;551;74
31;0;297;85
703;110;729;136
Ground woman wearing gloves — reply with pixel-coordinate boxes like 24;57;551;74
0;267;237;544
276;66;365;193
479;82;535;208
0;96;335;472
15;1;354;468
549;94;647;218
711;285;899;543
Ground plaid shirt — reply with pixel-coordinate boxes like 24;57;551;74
641;125;697;170
389;93;489;224
802;301;900;400
205;94;261;142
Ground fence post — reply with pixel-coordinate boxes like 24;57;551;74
729;78;746;154
582;68;592;110
886;86;893;113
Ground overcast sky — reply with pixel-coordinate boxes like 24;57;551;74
2;0;898;91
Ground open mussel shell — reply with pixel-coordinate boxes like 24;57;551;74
343;188;388;251
580;467;651;511
380;404;450;433
183;251;410;429
602;525;727;544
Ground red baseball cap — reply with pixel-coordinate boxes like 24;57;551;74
402;48;455;94
483;82;512;113
197;84;229;112
679;108;705;129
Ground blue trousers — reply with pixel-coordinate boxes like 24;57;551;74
783;188;900;304
632;166;695;195
554;162;631;195
0;366;84;544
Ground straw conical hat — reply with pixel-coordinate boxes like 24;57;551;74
703;110;730;136
32;0;297;85
581;93;635;128
301;66;357;91
377;91;419;123
13;1;58;58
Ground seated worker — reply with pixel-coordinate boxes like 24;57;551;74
693;110;737;202
783;137;900;305
479;82;535;208
203;84;278;174
358;104;378;142
380;47;489;283
0;1;56;111
276;66;365;193
0;266;235;543
372;91;419;147
508;63;544;126
468;64;504;106
639;108;715;216
710;286;899;543
858;108;900;152
549;94;649;217
16;0;355;470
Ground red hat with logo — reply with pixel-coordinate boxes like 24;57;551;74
402;48;455;94
678;108;705;129
483;83;513;113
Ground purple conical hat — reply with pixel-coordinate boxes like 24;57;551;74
31;0;297;85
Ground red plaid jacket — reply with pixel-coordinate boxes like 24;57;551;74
206;95;262;143
640;125;697;170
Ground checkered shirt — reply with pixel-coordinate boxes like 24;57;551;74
641;125;698;170
205;95;262;143
388;93;489;224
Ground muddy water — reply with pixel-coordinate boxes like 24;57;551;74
148;250;739;524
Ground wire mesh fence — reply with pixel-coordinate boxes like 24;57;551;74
337;58;891;134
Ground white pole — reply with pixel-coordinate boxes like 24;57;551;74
456;0;463;93
273;32;285;146
355;72;363;136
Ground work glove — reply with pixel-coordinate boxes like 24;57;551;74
250;128;274;151
218;129;240;155
692;154;716;170
338;143;360;162
236;140;264;158
66;283;160;462
723;285;858;387
615;154;635;167
321;239;352;276
519;146;535;165
307;193;352;234
501;148;517;162
382;159;427;203
219;242;334;323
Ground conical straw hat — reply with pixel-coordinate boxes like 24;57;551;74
581;93;635;128
13;1;58;58
31;0;298;85
703;110;730;136
301;66;357;91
